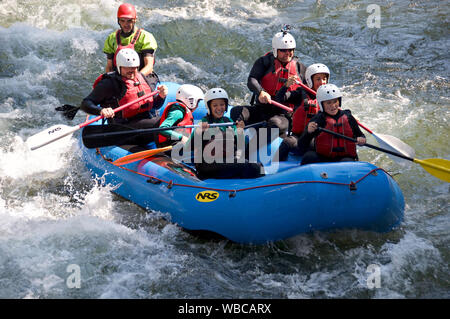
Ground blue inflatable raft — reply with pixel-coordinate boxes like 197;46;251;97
78;82;405;244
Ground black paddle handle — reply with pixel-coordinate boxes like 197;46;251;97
318;127;413;162
85;120;266;140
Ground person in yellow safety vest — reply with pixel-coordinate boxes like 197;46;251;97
103;3;158;79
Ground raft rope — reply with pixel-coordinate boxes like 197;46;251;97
95;148;388;195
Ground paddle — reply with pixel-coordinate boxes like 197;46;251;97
82;122;235;149
355;121;415;163
274;82;416;163
113;146;173;165
26;91;160;151
269;100;293;112
111;121;267;166
55;104;80;120
318;127;450;183
111;122;236;165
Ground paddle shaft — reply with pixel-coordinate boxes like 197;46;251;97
295;79;317;96
111;121;267;166
270;83;412;155
318;127;414;162
268;80;314;112
355;121;374;134
28;90;160;150
79;90;159;129
269;100;293;112
319;127;450;181
84;121;237;139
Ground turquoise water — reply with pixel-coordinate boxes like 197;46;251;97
0;0;448;298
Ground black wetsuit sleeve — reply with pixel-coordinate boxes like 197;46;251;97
274;86;308;106
298;113;325;149
80;78;119;116
152;95;165;110
247;56;268;97
296;61;307;83
274;85;289;103
140;49;155;56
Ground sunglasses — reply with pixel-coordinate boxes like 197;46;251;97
278;49;295;53
278;48;294;53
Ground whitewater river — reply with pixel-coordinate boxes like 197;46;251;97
0;0;448;299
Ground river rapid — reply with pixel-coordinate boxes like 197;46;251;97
0;0;448;299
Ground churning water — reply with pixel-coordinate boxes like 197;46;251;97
0;0;448;299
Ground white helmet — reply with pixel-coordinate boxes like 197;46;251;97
116;48;140;74
316;84;342;111
272;32;296;58
204;88;229;114
176;84;204;111
305;63;330;88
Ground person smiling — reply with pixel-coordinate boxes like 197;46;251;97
230;28;307;142
190;88;264;179
103;3;158;78
80;48;168;145
274;63;331;160
298;84;366;165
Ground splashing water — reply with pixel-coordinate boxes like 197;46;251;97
0;0;448;299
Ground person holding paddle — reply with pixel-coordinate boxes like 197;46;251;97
230;27;306;142
298;84;366;165
190;88;264;179
275;63;331;160
80;48;167;145
104;3;158;79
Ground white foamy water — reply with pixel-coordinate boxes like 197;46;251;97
0;0;448;300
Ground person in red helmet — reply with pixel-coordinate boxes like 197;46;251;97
103;3;158;79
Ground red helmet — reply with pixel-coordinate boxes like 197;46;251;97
117;3;137;19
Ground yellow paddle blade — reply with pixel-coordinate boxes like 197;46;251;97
112;146;173;166
414;158;450;183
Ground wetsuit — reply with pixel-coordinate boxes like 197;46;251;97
80;71;165;145
230;52;307;139
274;86;318;160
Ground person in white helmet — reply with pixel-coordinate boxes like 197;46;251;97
274;63;331;160
81;48;168;145
298;84;366;165
156;84;204;147
189;88;264;179
230;28;307;140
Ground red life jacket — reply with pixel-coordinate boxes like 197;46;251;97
91;72;154;118
291;97;319;135
260;52;301;107
113;28;142;68
157;102;194;144
119;72;154;118
315;113;357;158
